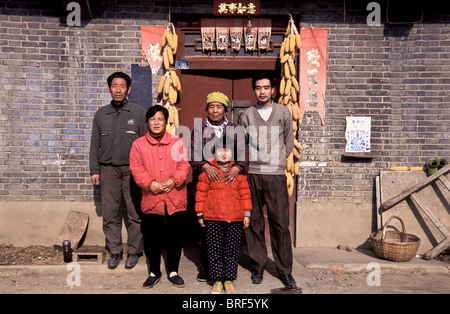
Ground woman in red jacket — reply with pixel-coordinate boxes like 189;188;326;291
130;105;190;289
195;142;252;294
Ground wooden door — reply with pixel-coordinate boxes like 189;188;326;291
178;70;233;132
179;70;278;128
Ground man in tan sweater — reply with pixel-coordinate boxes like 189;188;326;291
239;73;297;290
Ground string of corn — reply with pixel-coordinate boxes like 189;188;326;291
280;15;303;196
157;23;181;134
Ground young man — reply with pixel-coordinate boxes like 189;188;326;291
239;73;297;289
89;72;146;269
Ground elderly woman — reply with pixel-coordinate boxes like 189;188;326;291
130;105;190;289
189;92;249;282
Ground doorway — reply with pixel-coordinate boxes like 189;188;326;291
173;16;297;246
178;70;278;131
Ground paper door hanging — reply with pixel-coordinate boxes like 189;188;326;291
215;18;229;51
255;18;271;50
201;18;271;53
229;19;243;52
201;18;216;51
244;18;257;51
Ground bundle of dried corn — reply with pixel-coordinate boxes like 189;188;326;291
157;23;181;134
279;15;303;196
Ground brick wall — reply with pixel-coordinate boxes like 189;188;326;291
297;2;450;204
0;0;449;207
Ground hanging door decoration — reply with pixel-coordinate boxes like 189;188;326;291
256;18;271;50
229;19;243;52
200;18;272;53
244;19;257;51
299;29;328;126
215;18;229;51
201;18;216;52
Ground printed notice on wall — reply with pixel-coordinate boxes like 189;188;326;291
345;117;371;153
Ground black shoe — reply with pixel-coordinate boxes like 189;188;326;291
196;269;208;282
125;253;139;269
251;271;263;284
169;272;185;288
143;272;161;288
280;274;297;289
107;253;122;269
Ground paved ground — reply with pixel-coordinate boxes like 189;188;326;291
1;246;448;296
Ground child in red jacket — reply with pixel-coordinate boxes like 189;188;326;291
195;144;252;294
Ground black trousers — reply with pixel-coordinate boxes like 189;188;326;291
245;174;293;276
143;209;185;276
100;165;144;255
206;221;243;282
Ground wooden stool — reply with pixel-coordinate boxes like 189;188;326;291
72;247;105;264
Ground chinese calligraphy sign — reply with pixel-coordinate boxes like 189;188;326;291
299;29;327;126
214;0;260;16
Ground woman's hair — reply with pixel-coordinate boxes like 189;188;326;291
145;105;169;123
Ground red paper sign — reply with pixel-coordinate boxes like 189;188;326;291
141;26;166;75
299;29;328;126
213;0;260;16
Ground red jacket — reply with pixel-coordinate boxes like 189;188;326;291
195;160;252;222
130;131;190;215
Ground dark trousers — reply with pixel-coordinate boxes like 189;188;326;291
245;174;293;276
143;210;185;276
206;221;242;282
100;165;144;255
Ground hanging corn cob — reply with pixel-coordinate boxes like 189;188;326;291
156;23;181;134
280;14;303;196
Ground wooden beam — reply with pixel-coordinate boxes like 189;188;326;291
410;194;450;237
185;57;278;70
381;164;450;211
423;237;450;260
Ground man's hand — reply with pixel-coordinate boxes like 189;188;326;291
91;174;100;186
243;217;250;229
223;166;240;185
204;164;221;183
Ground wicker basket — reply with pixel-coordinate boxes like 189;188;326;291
370;216;421;262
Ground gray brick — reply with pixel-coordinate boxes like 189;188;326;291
0;0;448;204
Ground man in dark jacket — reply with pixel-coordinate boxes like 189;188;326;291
90;72;147;269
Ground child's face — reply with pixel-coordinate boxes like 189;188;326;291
215;147;232;163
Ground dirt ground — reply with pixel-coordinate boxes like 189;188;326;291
0;244;449;294
0;244;120;266
2;243;448;266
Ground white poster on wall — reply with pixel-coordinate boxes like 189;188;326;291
345;117;371;153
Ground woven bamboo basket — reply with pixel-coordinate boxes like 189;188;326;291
370;216;421;262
